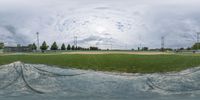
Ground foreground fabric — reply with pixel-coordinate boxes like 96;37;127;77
0;62;200;100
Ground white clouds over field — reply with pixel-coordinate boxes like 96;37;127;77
0;0;200;49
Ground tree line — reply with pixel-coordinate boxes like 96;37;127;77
2;41;200;51
28;41;99;51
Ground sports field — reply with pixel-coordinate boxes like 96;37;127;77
0;51;200;73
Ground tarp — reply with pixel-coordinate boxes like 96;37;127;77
0;62;200;100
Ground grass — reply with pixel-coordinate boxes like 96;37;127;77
0;53;200;73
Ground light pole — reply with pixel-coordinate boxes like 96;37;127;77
74;36;77;48
36;32;40;51
197;32;200;50
161;36;165;52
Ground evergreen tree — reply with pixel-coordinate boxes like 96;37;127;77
142;47;148;51
28;43;37;50
61;43;66;50
90;46;99;50
32;43;37;50
67;44;71;50
50;42;58;50
40;41;49;51
71;45;75;50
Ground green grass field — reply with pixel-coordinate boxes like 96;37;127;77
0;52;200;73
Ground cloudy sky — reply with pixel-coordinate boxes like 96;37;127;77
0;0;200;49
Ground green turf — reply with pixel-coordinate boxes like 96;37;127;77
0;53;200;73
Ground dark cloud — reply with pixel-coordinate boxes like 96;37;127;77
1;25;30;45
4;25;17;34
78;35;104;43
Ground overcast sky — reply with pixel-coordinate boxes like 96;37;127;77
0;0;200;49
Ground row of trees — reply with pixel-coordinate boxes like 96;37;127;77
29;41;99;51
135;42;200;51
174;43;200;51
191;43;200;50
2;41;199;51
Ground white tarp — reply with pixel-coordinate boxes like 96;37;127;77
0;62;200;100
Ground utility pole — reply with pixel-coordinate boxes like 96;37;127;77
36;32;40;51
161;36;165;52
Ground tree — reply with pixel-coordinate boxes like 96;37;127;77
138;47;140;51
186;47;191;50
28;44;33;50
90;46;99;50
179;48;184;50
0;43;4;49
192;43;200;50
28;43;37;50
77;46;82;50
40;41;49;51
61;43;66;50
32;43;37;50
75;46;78;50
71;45;75;50
67;44;71;50
50;42;58;50
161;47;164;52
142;47;148;51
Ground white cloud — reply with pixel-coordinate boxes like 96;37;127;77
0;0;200;49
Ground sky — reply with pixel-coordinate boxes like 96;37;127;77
0;0;200;49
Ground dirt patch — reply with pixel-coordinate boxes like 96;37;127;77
62;51;173;55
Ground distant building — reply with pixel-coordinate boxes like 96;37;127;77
3;45;32;52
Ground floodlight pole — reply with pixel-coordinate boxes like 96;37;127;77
161;36;165;52
36;32;40;51
197;32;200;50
110;37;112;50
74;36;78;48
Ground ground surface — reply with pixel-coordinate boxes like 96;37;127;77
0;62;200;100
0;51;200;73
